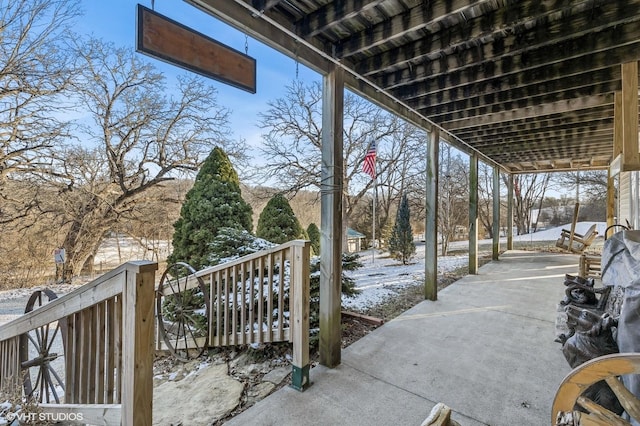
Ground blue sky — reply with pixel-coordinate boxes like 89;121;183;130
76;0;320;151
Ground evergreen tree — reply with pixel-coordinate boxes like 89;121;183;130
207;227;275;265
388;194;416;265
306;223;320;255
168;147;253;269
256;194;305;244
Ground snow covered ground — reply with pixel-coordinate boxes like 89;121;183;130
342;221;606;311
341;245;469;311
0;222;606;321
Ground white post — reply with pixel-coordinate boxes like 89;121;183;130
372;178;377;264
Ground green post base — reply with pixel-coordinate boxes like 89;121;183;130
290;364;311;391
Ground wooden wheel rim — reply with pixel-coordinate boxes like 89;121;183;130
552;353;640;424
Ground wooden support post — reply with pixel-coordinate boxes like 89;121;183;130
507;174;514;251
622;62;639;167
425;129;439;300
611;63;640;174
320;65;344;368
290;241;311;391
614;91;623;159
121;261;157;426
492;167;500;261
607;167;616;235
469;153;478;274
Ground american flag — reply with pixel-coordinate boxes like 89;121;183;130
362;140;376;179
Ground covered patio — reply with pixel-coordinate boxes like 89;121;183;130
184;0;640;370
225;250;575;425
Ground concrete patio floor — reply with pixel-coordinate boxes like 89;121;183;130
225;250;576;426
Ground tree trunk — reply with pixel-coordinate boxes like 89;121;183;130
61;213;113;281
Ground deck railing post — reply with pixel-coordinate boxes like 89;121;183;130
121;261;157;426
290;241;311;391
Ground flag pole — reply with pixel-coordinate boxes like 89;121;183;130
372;177;376;264
372;149;377;264
363;140;377;264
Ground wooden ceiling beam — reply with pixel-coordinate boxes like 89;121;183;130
251;0;285;13
400;66;620;107
332;0;487;58
378;17;640;92
452;107;615;134
441;94;613;130
454;116;613;140
296;0;388;39
489;151;613;161
414;81;619;119
470;135;613;151
466;127;614;147
476;135;613;153
506;163;608;173
357;0;609;76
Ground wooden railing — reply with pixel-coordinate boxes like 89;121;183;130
0;261;157;426
156;240;311;390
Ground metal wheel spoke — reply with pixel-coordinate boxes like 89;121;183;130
176;274;184;295
42;323;51;353
45;324;60;354
170;276;180;296
43;365;59;404
172;308;185;346
27;331;39;348
184;313;205;338
48;364;65;391
35;324;44;350
37;367;45;401
185;316;204;353
181;314;190;351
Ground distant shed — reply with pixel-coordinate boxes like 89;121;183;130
347;228;366;253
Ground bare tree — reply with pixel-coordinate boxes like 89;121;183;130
478;162;495;238
0;0;79;223
505;173;551;235
256;81;425;249
438;145;469;255
555;170;609;202
35;39;240;279
0;179;59;288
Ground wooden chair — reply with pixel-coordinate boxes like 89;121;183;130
579;254;602;278
556;223;599;254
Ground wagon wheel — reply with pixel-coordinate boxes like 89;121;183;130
552;353;640;425
20;289;67;404
157;262;209;361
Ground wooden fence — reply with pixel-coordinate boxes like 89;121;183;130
156;239;311;390
0;261;157;426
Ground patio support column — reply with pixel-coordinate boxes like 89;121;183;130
608;91;622;238
320;65;344;368
469;153;478;274
606;168;617;239
425;129;439;300
621;62;639;168
492;166;500;261
507;174;514;251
